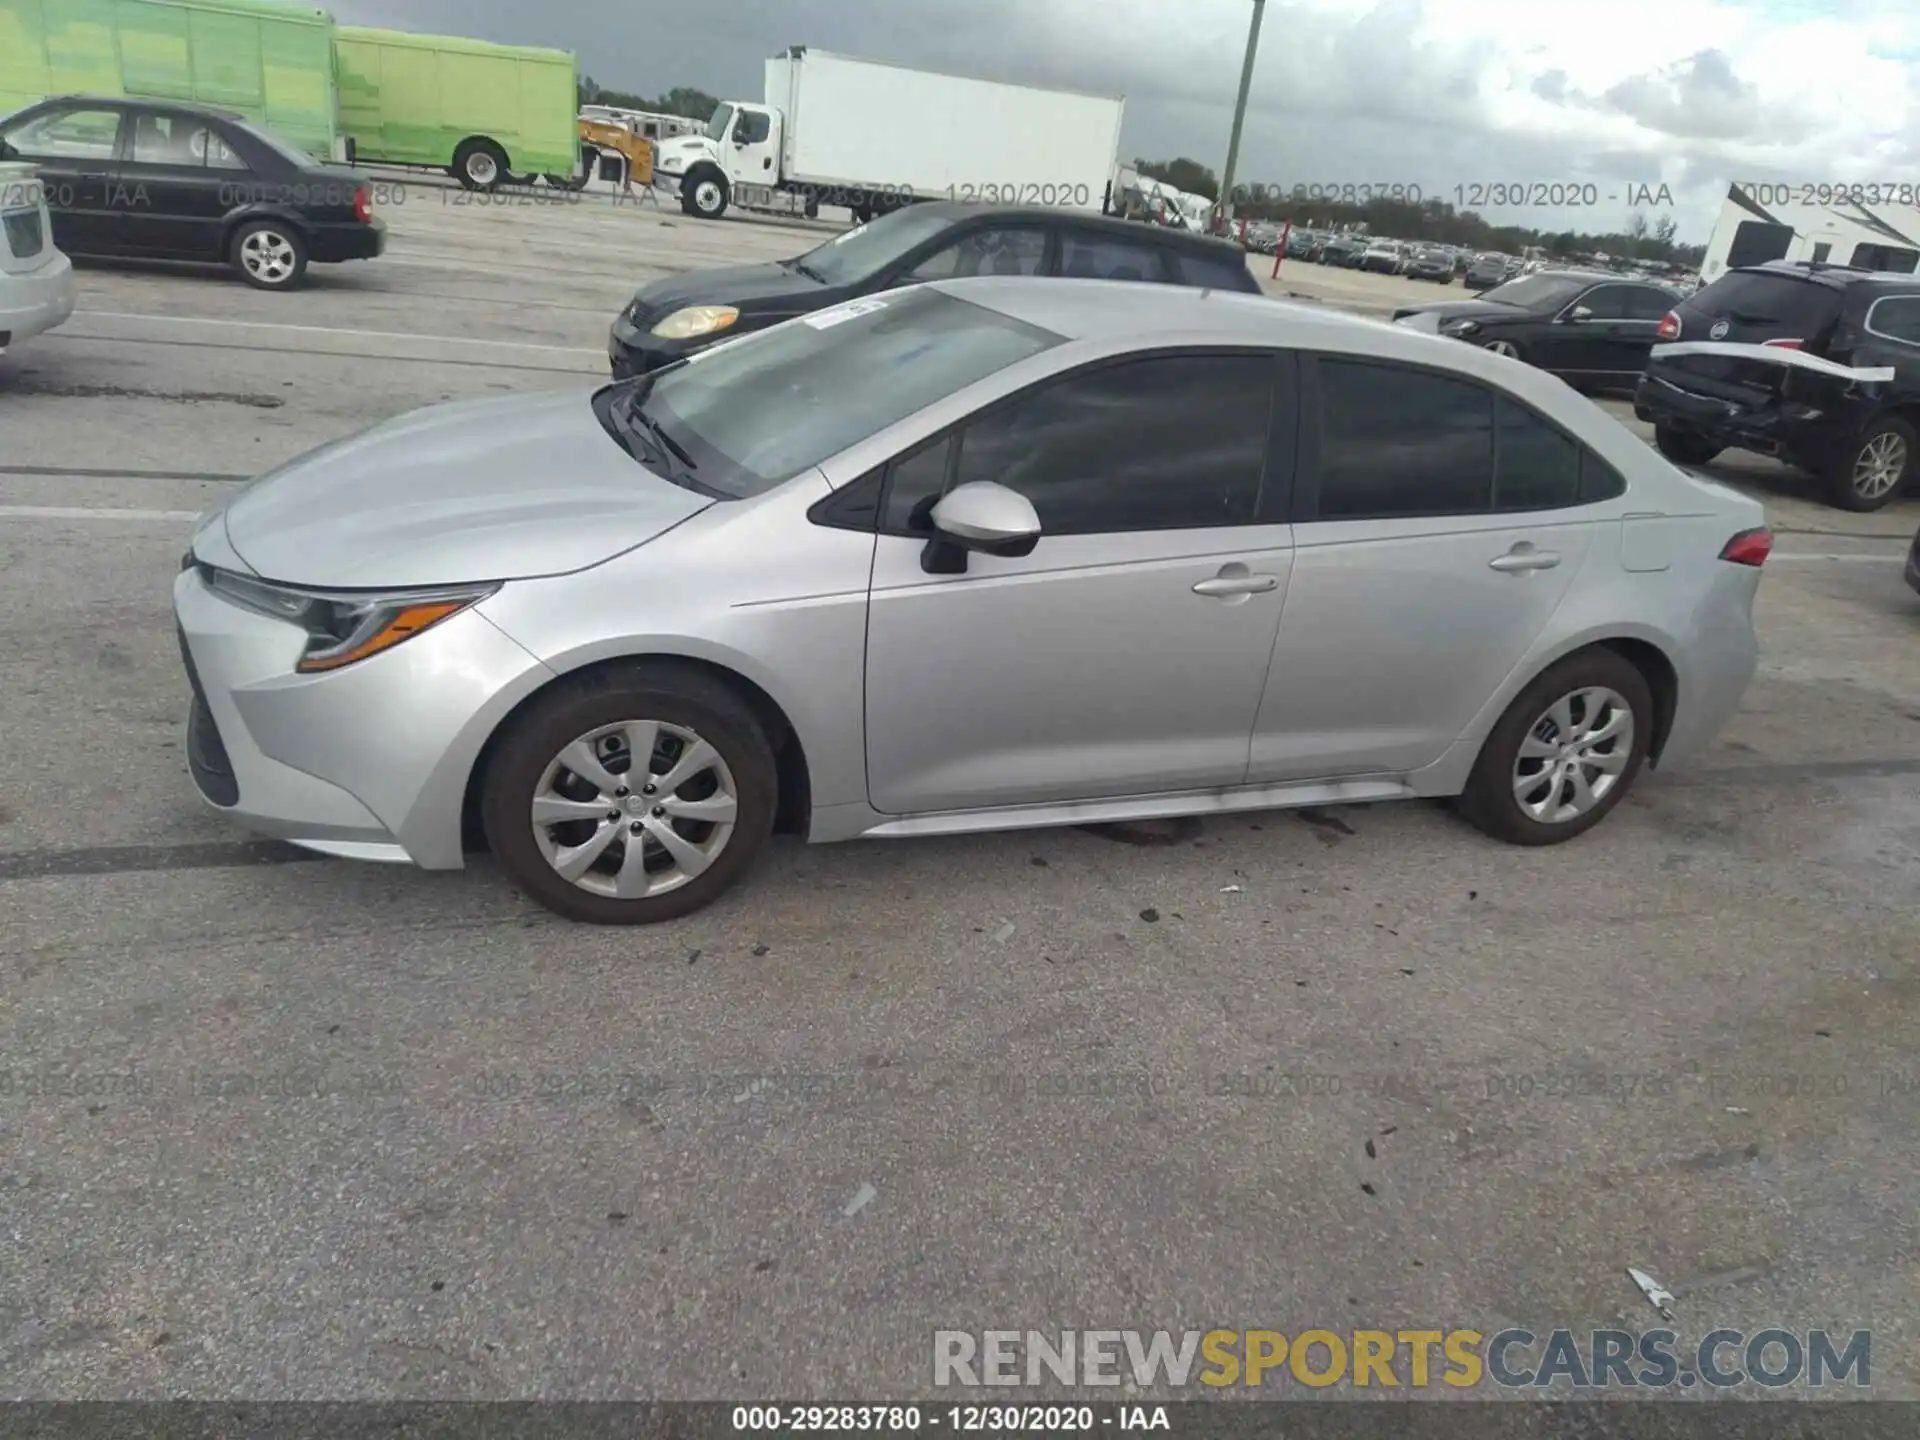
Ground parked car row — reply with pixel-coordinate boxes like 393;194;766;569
1396;258;1920;512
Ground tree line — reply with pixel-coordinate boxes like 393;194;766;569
579;77;720;121
1134;157;1706;266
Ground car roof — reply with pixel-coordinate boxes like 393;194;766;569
27;93;243;123
1731;259;1920;292
904;202;1243;258
932;275;1403;348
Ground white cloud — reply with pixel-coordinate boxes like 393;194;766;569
331;0;1920;239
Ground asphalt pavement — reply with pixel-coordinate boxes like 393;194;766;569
1;187;1917;1402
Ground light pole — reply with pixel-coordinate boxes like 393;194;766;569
1218;0;1266;228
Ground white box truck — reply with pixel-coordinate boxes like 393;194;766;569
1699;182;1920;285
651;47;1126;223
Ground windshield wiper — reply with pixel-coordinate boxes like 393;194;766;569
786;257;828;283
615;386;714;492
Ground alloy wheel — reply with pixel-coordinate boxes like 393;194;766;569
530;719;739;899
240;230;297;285
1852;432;1907;501
1481;339;1520;358
1511;686;1635;824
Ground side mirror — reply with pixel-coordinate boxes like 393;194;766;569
922;481;1041;573
1567;305;1594;322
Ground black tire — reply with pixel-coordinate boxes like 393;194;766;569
803;192;820;220
1653;423;1722;467
544;171;588;191
1456;648;1654;846
481;663;778;925
1824;415;1915;512
680;168;729;220
453;138;509;192
229;219;309;291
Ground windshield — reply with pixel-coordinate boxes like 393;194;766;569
1480;274;1589;309
604;288;1062;498
790;206;960;286
702;103;734;143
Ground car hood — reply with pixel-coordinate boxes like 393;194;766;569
217;391;713;589
1393;297;1524;324
632;260;834;318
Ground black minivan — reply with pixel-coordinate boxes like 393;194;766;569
1635;260;1920;511
0;95;384;291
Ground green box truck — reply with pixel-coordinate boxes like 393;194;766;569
0;0;341;160
331;25;578;191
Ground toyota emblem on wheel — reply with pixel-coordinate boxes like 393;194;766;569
1709;319;1730;339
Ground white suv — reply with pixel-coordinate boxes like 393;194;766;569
0;161;75;356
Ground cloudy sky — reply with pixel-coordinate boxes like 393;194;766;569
330;0;1920;240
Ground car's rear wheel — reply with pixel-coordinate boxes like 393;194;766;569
482;664;778;924
1826;416;1914;512
1456;649;1653;846
1653;423;1723;466
230;220;308;290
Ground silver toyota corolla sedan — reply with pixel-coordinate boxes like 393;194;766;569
175;279;1771;924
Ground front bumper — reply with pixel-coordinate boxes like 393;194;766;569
307;216;386;263
173;563;551;869
0;249;75;349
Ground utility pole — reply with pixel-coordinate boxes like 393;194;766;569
1218;0;1266;227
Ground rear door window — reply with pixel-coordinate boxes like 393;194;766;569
1172;249;1256;291
1057;231;1175;283
1679;270;1844;346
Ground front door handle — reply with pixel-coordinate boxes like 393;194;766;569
1193;574;1280;597
1489;548;1562;573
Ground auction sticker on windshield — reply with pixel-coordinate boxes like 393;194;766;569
805;298;890;329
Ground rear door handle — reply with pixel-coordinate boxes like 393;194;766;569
1193;574;1280;597
1489;550;1562;573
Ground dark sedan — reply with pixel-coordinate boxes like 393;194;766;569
1405;246;1455;282
0;95;383;290
609;202;1263;378
1390;270;1680;387
1464;253;1516;290
1315;237;1367;267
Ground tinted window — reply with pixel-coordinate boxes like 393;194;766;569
1314;360;1492;519
1058;231;1172;282
884;354;1275;535
1867;296;1920;345
1175;250;1256;291
906;228;1046;281
1621;285;1675;320
1727;220;1793;268
1682;270;1844;341
733;111;771;144
616;288;1062;498
1494;399;1581;510
1574;286;1630;319
1479;274;1590;311
5;107;121;160
793;206;966;286
1852;244;1920;275
1579;451;1626;503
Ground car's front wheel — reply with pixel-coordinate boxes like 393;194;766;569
230;220;308;290
482;664;778;924
1479;338;1524;360
1825;416;1915;512
1456;649;1653;846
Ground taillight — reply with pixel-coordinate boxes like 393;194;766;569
1655;311;1680;341
1762;337;1803;350
1720;527;1773;567
353;187;371;223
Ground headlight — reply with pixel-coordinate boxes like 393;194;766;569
650;305;739;341
203;569;500;673
1446;320;1480;336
